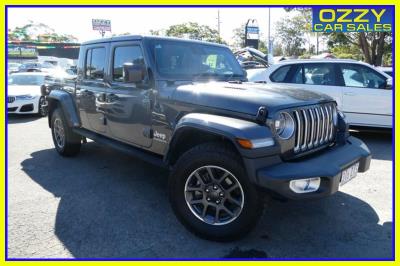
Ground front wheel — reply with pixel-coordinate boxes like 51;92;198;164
38;96;48;117
169;143;264;241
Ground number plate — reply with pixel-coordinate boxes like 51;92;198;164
340;162;359;186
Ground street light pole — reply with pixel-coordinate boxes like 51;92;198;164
217;9;221;41
268;8;271;55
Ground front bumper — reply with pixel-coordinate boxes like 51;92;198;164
8;98;39;114
255;136;371;200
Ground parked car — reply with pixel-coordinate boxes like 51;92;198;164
234;47;270;69
7;62;21;75
376;66;393;77
7;72;49;116
15;62;56;73
247;59;392;128
47;36;370;241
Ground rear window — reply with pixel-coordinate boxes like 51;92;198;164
270;65;291;82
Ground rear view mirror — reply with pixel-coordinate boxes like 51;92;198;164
123;63;146;83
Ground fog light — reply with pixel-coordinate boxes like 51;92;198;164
289;177;320;193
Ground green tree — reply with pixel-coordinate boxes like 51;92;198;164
274;15;306;56
8;21;77;42
151;22;226;44
325;32;392;66
273;42;284;56
231;23;246;49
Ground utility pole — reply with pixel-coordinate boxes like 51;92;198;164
316;32;319;55
217;9;221;41
268;8;271;55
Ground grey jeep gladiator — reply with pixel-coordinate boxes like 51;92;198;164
47;35;371;241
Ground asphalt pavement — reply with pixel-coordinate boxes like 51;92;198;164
7;115;393;259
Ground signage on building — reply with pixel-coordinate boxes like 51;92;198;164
245;19;260;49
8;46;38;59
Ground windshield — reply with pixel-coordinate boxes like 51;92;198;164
8;75;45;86
148;39;245;80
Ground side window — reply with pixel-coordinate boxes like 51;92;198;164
303;64;335;86
290;66;304;84
270;65;291;82
85;47;106;80
113;45;145;82
340;64;386;89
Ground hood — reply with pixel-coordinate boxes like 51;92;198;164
8;85;42;97
172;82;334;116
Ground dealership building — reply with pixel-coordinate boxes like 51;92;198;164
8;41;80;67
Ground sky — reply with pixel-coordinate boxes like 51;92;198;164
8;7;289;45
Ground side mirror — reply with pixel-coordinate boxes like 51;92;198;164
123;63;146;83
385;78;392;89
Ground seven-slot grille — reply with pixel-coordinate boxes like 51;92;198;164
8;96;15;103
292;103;336;154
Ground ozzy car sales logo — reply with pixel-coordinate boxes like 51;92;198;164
312;7;393;32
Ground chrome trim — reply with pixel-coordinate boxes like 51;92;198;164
292;103;336;155
308;109;315;148
315;107;321;146
320;106;326;144
301;109;308;150
324;106;330;142
294;110;301;152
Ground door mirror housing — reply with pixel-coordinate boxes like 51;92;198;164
123;63;146;84
385;78;392;89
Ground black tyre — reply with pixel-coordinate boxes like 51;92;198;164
169;142;264;241
51;108;81;156
38;96;48;117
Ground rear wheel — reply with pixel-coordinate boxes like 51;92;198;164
51;108;81;156
169;142;264;241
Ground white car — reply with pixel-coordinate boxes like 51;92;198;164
8;72;48;116
247;59;393;128
376;66;393;77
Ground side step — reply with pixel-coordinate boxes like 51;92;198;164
73;128;168;169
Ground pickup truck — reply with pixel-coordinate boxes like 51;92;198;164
47;35;371;241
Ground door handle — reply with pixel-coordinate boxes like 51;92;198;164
344;92;356;96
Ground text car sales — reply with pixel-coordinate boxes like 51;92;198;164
313;23;391;32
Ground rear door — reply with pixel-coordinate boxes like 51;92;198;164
75;44;109;134
104;41;153;148
339;63;392;127
271;63;343;105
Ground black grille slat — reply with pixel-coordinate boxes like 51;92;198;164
293;104;336;155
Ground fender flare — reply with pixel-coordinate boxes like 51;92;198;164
47;90;81;128
167;113;275;159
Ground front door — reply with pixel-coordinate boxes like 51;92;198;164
339;63;392;127
104;42;153;148
76;45;109;134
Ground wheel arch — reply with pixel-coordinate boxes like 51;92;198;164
47;90;81;128
165;113;274;164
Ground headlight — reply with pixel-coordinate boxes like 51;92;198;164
15;94;35;100
274;112;295;139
